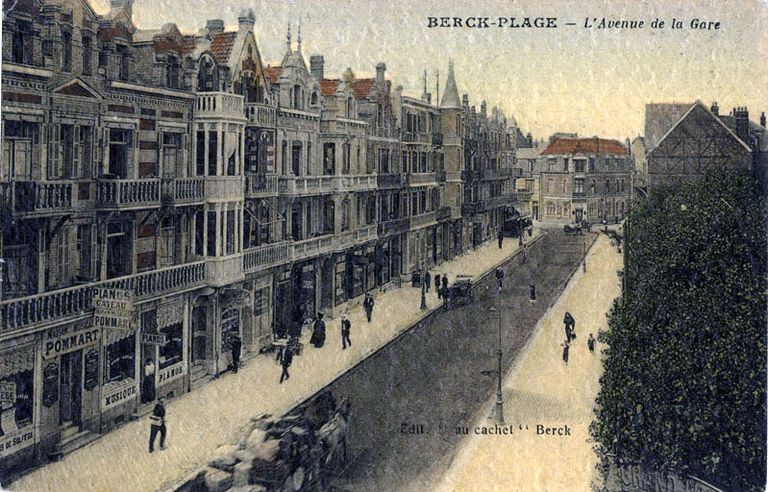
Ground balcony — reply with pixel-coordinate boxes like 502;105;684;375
278;175;377;196
406;173;437;187
377;173;405;189
482;168;512;180
292;235;335;262
3;181;74;215
436;206;452;221
243;241;290;274
97;179;161;210
432;133;443;146
205;255;245;287
245;174;279;197
162;177;205;206
461;201;483;216
516;190;533;202
334;224;377;251
410;210;437;229
205;176;244;202
0;261;206;335
244;103;277;127
572;191;587;201
378;217;409;237
195;92;245;120
436;170;447;182
335;175;377;192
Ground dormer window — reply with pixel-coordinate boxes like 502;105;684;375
116;45;130;81
311;92;318;106
292;84;302;110
12;20;33;65
62;30;72;72
197;57;216;92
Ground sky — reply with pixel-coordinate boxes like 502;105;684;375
91;0;768;141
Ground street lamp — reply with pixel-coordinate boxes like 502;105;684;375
488;306;504;424
417;231;426;310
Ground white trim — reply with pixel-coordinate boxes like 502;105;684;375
2;63;53;78
110;81;195;100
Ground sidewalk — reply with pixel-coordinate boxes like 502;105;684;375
435;233;622;492
8;230;541;492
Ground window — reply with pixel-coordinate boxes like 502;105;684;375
207;211;217;256
574;178;585;194
575;160;585;173
159;322;183;369
323;143;335;175
196;130;205;175
342;143;350;174
208;130;218;176
105;333;135;382
379;149;390;174
194;211;204;256
346;97;353;118
226;209;235;255
82;35;92;75
62;30;72;72
311;92;318;105
341;199;350;231
117;45;130;81
563;157;569;172
590;180;596;194
197;57;217;91
281;140;288;174
292;84;302;110
98;46;108;68
3;121;37;180
162;133;182;178
292;143;302;176
166;55;180;89
605;179;611;193
307;142;312;175
12;21;33;65
589;157;595;172
107;128;132;178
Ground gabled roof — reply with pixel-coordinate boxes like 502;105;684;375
210;32;237;64
319;79;341;96
353;78;375;100
644;102;692;151
541;138;628;156
264;66;282;85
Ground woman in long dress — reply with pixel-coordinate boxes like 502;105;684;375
310;313;326;348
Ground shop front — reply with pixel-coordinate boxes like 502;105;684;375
0;341;35;476
138;300;187;406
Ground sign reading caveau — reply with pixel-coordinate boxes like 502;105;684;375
93;288;136;330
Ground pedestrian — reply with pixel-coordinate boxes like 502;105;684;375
310;313;326;348
518;234;523;248
497;229;504;249
363;294;374;323
442;275;449;291
588;333;596;353
522;243;527;263
230;334;242;373
527;225;533;238
495;267;504;291
148;397;166;453
602;217;608;232
529;283;537;302
341;315;352;349
280;346;293;383
142;358;156;404
561;341;570;365
564;312;576;341
425;271;432;293
434;274;442;298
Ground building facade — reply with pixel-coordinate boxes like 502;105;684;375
538;137;631;223
0;0;526;476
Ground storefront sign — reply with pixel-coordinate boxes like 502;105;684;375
140;333;167;345
0;428;35;458
0;382;16;404
93;288;136;330
84;349;99;391
102;380;137;410
43;322;100;360
157;363;185;385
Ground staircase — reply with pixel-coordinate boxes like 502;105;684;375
48;423;101;461
189;362;210;391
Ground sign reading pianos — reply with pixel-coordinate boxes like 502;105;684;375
93;288;136;330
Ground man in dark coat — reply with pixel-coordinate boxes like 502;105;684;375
341;315;352;349
424;271;432;292
148;397;167;452
442;275;449;290
363;295;374;322
434;274;442;298
280;347;293;383
529;283;537;302
564;312;576;341
588;333;596;354
230;335;242;373
495;267;505;291
497;229;504;249
310;313;326;348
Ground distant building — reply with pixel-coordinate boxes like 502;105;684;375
538;137;631;223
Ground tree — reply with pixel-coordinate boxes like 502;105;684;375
591;170;767;492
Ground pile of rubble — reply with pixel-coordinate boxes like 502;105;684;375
172;392;350;492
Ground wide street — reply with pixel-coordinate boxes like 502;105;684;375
326;229;596;491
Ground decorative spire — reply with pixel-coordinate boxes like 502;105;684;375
423;68;428;97
286;20;292;53
436;69;440;107
441;60;461;108
297;16;302;53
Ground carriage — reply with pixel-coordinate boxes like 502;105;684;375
444;275;475;308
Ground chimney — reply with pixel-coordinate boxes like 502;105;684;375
238;9;255;32
310;55;324;80
462;94;469;108
375;62;386;85
206;19;225;35
480;101;487;117
711;101;719;116
110;0;134;18
734;107;750;143
760;112;766;128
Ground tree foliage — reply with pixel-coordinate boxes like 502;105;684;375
591;171;767;492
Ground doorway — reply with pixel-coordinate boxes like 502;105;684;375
59;350;83;427
191;306;207;363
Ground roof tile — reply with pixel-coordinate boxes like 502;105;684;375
541;138;628;156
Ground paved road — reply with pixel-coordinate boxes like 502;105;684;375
316;230;596;492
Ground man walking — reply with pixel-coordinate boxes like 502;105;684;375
564;312;576;341
424;271;432;293
230;334;242;373
310;313;326;348
142;358;155;404
518;234;523;248
280;346;293;383
434;274;442;298
529;283;537;302
497;229;504;249
341;315;352;349
148;397;167;453
588;333;596;354
363;294;374;323
495;267;505;292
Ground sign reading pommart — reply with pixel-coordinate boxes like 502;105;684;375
93;288;136;330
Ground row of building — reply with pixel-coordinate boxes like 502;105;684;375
0;0;532;475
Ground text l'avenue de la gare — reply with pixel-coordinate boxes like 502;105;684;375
426;16;722;31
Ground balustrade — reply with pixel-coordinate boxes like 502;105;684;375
97;179;161;209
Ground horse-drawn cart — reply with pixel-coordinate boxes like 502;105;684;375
444;275;475;308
